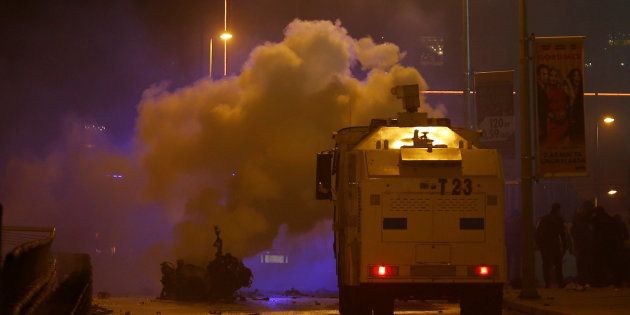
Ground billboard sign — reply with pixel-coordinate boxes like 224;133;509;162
533;36;587;177
475;70;515;158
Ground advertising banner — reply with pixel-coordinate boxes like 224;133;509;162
475;70;515;158
534;36;587;177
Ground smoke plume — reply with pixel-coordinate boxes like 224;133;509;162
136;19;440;263
2;19;443;293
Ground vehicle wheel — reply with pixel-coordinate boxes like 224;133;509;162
483;285;503;315
460;293;480;315
340;286;370;315
460;285;502;315
371;295;394;315
338;286;348;315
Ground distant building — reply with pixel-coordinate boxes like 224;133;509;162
419;36;446;66
586;32;630;90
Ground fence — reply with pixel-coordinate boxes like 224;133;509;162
40;253;93;315
1;226;56;314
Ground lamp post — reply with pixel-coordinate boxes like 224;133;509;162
221;0;232;76
209;38;213;78
594;115;615;206
518;0;539;299
220;32;232;76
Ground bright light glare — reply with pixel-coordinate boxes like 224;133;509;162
378;266;386;276
370;127;460;150
220;32;232;40
608;189;618;195
476;265;491;276
603;116;615;124
371;265;398;277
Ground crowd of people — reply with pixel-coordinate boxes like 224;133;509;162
536;201;629;288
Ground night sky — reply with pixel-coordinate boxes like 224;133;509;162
1;0;629;294
2;1;629;161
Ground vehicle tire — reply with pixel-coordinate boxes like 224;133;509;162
460;285;502;315
483;284;503;315
460;293;480;315
338;286;348;315
371;294;394;315
340;286;370;315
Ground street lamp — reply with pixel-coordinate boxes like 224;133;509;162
221;0;231;76
209;32;232;78
221;32;232;76
209;38;213;78
594;115;615;206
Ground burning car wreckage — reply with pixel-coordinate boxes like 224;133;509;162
159;226;253;302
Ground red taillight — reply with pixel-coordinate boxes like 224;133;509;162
370;265;398;277
378;266;387;275
475;265;492;277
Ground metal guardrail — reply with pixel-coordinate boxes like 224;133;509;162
1;216;92;315
70;275;93;315
1;226;57;315
1;226;56;265
11;258;56;315
45;253;93;315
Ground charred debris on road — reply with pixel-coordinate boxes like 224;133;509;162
159;226;253;302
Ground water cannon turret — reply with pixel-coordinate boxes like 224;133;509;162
392;84;427;127
391;84;420;113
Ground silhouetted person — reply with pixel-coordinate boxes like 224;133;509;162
571;200;594;285
590;206;617;287
213;225;223;258
160;262;176;299
536;203;568;288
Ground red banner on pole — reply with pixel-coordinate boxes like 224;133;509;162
534;36;587;177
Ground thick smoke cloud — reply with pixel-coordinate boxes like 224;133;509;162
1;119;165;294
243;220;337;292
137;19;440;264
2;19;443;293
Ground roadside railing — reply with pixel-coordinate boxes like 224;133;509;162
1;215;92;315
1;226;56;315
42;253;93;315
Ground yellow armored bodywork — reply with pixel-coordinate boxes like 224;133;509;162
317;84;507;314
333;124;506;286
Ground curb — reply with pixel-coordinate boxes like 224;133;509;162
503;298;568;315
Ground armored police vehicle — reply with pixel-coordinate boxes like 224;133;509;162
316;84;506;315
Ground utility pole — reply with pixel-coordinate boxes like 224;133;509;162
209;38;213;79
223;0;228;76
518;0;540;299
463;0;473;129
0;203;3;297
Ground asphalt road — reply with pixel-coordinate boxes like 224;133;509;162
94;296;525;315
